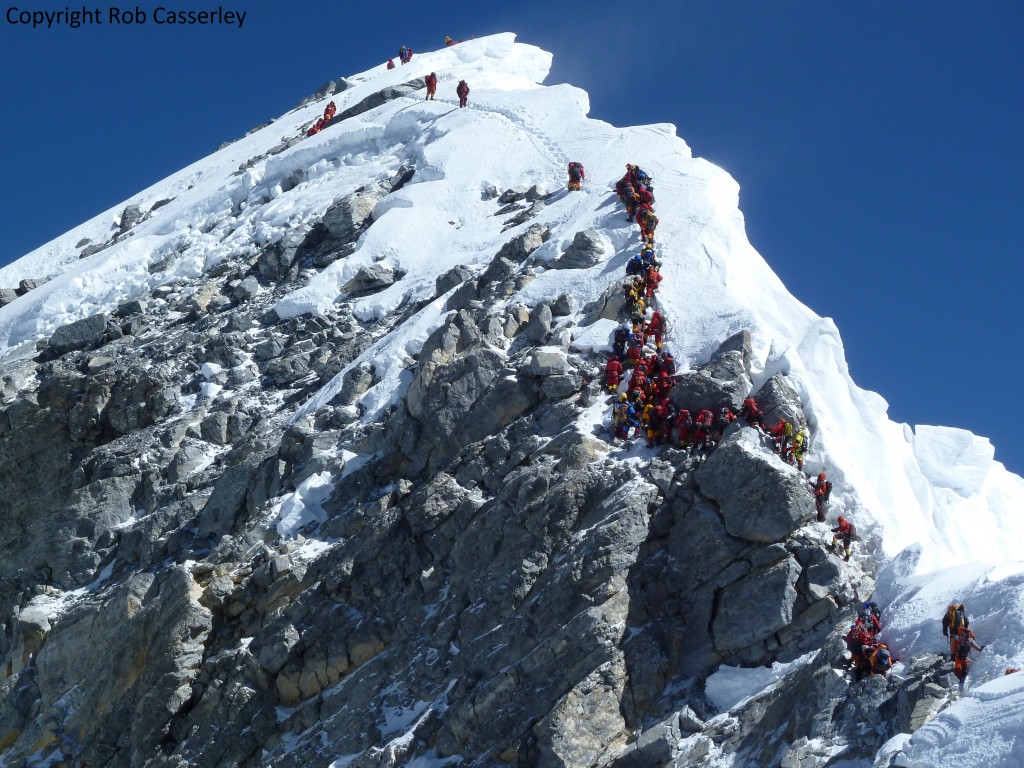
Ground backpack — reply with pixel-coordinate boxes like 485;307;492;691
875;647;891;668
824;481;833;501
568;162;583;180
948;605;968;633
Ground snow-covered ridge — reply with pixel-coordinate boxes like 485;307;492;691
2;31;1022;705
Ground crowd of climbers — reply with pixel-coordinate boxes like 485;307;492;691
303;42;1009;688
306;100;337;137
843;601;990;685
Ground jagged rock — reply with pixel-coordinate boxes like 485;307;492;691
344;264;399;295
526;349;571;376
114;299;145;317
712;556;801;652
233;276;262;301
551;293;576;317
311;191;380;268
550;230;607;269
757;373;806;428
16;277;49;295
379;164;416;194
331;362;376;406
498;186;530;204
669;331;753;414
526;303;553;342
45;313;109;358
435;264;474;296
0;288;18;306
117;203;145;235
696;427;816;542
497;223;550;262
333;78;425;123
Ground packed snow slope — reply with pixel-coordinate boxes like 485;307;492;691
3;34;1019;576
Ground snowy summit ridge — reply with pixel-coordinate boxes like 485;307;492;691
2;34;1018;572
0;32;1022;767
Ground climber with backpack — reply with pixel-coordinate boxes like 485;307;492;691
942;603;970;648
612;323;630;359
812;471;832;522
674;409;693;449
644;310;666;350
456;80;470;108
869;644;894;676
858;601;882;633
832;515;854;561
387;58;395;70
567;161;585;191
425;72;438;100
950;625;984;682
398;45;413;64
792;426;809;470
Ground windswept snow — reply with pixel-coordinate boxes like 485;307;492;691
2;32;1023;764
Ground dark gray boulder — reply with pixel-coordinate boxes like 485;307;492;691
696;427;816;543
46;313;109;357
343;264;398;295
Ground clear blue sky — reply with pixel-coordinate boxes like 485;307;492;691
2;2;1022;473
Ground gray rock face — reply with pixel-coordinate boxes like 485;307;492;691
16;277;50;295
333;78;425;123
669;331;753;414
696;427;816;543
758;373;806;428
117;203;145;235
713;557;801;651
551;229;606;269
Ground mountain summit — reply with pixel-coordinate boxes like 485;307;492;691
0;33;1020;767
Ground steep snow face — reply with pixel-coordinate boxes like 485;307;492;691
0;35;1020;594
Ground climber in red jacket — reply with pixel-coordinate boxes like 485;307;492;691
832;515;854;561
567;161;585;191
605;355;623;392
456;80;470;108
425;72;438;100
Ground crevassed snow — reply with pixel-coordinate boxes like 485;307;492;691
2;32;1024;764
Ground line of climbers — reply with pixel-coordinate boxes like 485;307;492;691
306;100;337;137
842;599;989;686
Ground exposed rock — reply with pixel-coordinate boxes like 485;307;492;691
757;373;806;428
669;331;753;414
117;203;145;235
344;264;399;295
550;229;607;269
16;277;50;296
45;313;109;358
526;348;572;376
696;427;816;543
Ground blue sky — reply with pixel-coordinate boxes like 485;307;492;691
2;1;1022;473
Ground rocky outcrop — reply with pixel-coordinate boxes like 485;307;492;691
550;229;607;269
669;331;753;413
